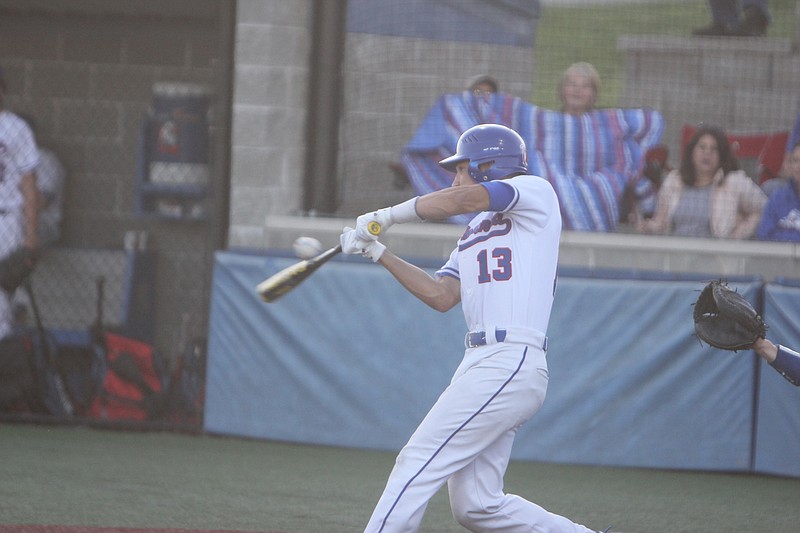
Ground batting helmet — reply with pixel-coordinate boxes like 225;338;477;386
439;124;527;182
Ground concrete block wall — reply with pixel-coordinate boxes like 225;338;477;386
0;0;226;357
0;7;219;245
617;34;800;165
226;0;313;249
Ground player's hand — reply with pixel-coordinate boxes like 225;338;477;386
355;208;393;241
340;227;365;254
340;227;386;263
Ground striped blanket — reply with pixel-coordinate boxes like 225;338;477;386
400;91;664;230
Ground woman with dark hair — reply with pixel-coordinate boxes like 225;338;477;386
635;124;766;238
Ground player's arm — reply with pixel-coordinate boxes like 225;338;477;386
414;184;490;220
339;228;461;312
377;248;460;312
353;185;492;241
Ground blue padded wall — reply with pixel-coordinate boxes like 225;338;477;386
755;282;800;477
205;250;797;477
512;276;759;471
205;251;466;449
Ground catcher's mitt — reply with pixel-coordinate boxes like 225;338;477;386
693;280;766;351
0;247;37;293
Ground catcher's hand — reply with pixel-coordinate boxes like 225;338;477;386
0;247;37;293
693;280;766;351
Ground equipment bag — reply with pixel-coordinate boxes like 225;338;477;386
89;332;168;421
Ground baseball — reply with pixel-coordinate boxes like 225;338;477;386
293;236;323;259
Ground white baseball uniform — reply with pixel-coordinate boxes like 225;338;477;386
365;175;597;532
0;110;39;339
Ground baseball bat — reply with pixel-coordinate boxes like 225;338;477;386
256;245;343;303
23;278;75;417
255;222;383;303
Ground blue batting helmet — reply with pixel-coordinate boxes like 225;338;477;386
439;124;527;182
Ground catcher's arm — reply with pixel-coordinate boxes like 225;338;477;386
754;338;800;387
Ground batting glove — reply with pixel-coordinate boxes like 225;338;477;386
340;227;386;263
355;208;393;241
354;197;422;241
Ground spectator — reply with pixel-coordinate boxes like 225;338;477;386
757;141;800;241
17;114;64;247
752;337;800;386
693;0;770;37
635;124;766;238
559;61;660;224
554;61;661;227
465;74;498;97
778;110;800;178
559;61;599;115
0;67;40;340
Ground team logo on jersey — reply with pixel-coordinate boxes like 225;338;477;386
459;212;511;250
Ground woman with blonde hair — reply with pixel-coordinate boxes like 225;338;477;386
559;62;600;115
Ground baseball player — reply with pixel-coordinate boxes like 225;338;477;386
0;67;40;341
341;124;609;532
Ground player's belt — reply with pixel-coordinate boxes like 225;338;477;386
465;326;547;351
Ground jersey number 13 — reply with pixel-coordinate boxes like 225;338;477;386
477;247;512;283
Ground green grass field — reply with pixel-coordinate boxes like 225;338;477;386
2;423;800;533
532;0;798;108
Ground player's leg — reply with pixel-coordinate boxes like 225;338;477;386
364;343;548;533
449;429;597;532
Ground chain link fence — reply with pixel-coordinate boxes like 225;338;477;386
0;0;231;426
2;0;799;427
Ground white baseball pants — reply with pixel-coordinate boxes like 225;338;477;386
364;342;596;533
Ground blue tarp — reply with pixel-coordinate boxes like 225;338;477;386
205;250;798;477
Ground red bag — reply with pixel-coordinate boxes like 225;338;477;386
89;333;166;421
